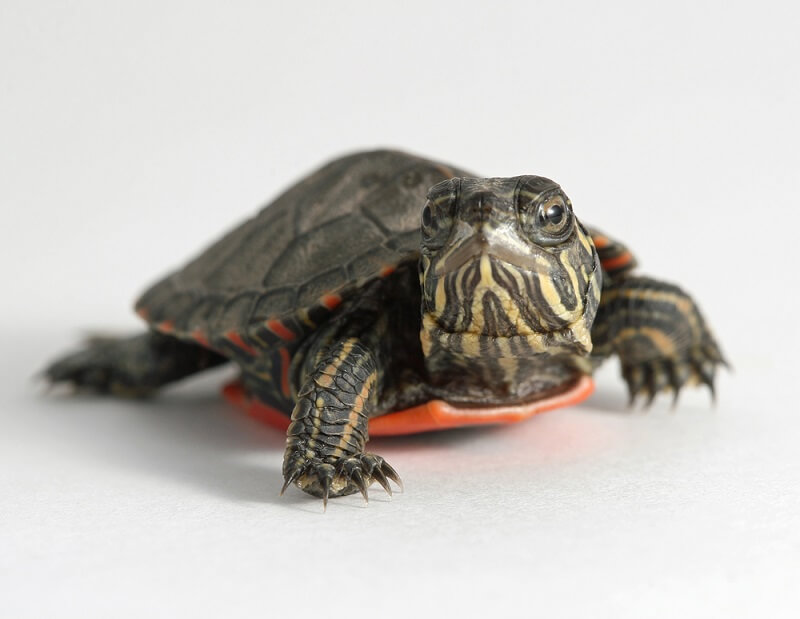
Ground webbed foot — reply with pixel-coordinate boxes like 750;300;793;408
282;452;402;508
44;332;226;397
45;336;151;396
622;340;728;407
280;335;402;508
592;275;727;408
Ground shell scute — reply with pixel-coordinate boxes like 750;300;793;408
250;288;297;323
135;149;471;345
214;292;261;333
294;267;351;309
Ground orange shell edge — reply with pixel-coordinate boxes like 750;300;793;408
222;374;594;437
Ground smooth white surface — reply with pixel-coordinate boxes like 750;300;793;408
1;1;798;617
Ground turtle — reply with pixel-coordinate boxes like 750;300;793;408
45;149;726;505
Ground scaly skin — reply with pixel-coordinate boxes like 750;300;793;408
44;332;227;397
590;274;726;405
282;337;401;506
277;278;408;505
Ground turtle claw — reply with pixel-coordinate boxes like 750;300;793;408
670;388;681;411
334;453;402;499
321;476;331;511
693;360;717;404
280;464;303;496
622;344;726;408
643;387;658;410
381;461;404;492
350;468;369;503
372;467;392;496
623;366;645;407
282;453;402;506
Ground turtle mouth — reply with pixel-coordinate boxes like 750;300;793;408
435;231;543;277
421;313;593;358
424;251;592;338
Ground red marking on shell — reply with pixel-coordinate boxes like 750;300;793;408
191;330;210;348
379;265;395;278
279;348;291;398
156;320;175;334
320;294;342;311
601;250;634;272
592;235;610;249
222;381;290;431
266;319;296;341
225;331;258;356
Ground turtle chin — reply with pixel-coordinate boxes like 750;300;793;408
419;313;595;404
419;249;601;363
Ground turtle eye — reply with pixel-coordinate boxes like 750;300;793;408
537;199;569;235
421;204;433;229
421;180;458;248
541;203;564;227
519;193;574;246
421;199;452;248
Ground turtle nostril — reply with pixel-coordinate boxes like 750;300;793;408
470;192;494;220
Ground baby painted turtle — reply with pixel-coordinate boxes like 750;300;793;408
45;150;725;505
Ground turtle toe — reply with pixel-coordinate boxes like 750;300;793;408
44;347;116;393
622;343;726;408
282;452;402;508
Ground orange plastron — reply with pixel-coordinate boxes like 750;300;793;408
223;375;594;437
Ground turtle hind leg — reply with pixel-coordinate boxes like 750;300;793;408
44;331;228;397
591;276;727;406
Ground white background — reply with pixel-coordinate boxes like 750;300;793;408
2;1;798;617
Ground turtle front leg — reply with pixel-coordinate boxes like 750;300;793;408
591;276;727;406
282;337;401;506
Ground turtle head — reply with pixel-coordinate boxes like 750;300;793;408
419;176;602;368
